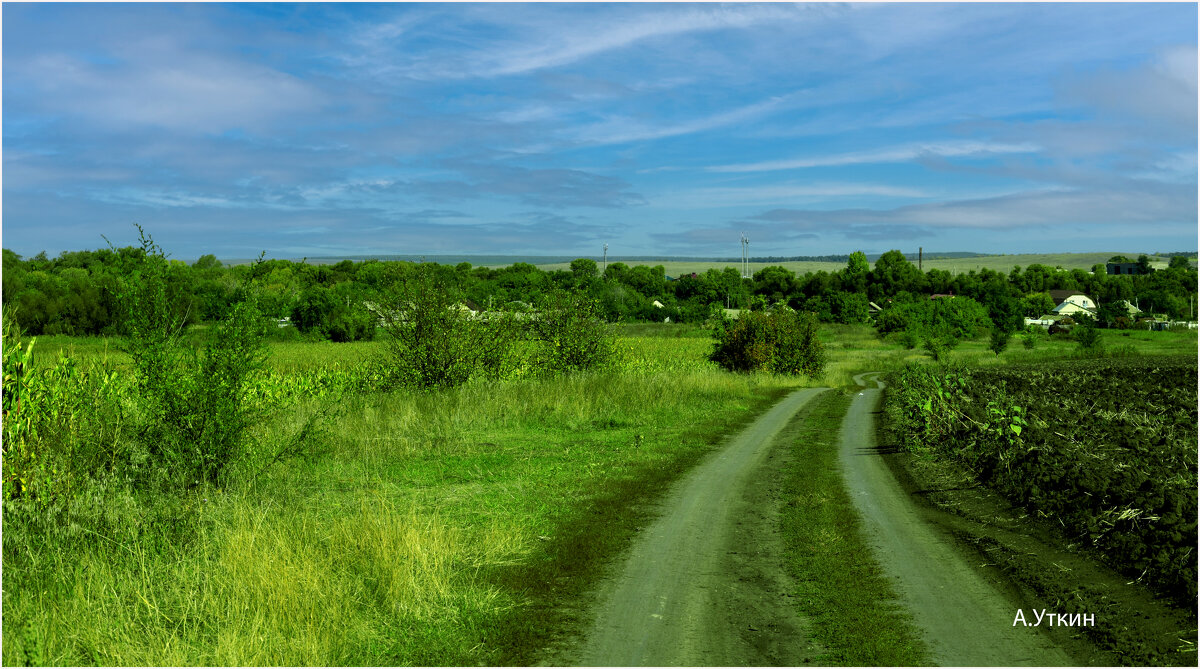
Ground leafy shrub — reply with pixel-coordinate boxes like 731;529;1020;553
922;334;959;362
897;328;920;350
875;296;990;340
530;289;617;375
710;310;825;378
1074;323;1102;351
291;285;375;343
119;229;271;487
377;271;522;389
989;329;1010;355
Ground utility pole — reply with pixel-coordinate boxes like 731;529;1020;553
919;247;923;272
603;243;608;274
740;233;750;279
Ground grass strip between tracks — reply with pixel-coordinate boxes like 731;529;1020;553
779;388;930;666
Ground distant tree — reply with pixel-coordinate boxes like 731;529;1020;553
1021;292;1056;318
752;266;797;303
603;261;630;284
989;328;1010;355
1136;255;1155;274
830;291;869;324
870;250;925;299
1074;322;1102;351
1168;255;1191;270
570;258;599;280
846;250;870;275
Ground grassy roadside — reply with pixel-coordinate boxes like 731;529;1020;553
778;388;930;666
2;366;800;666
8;322;1193;665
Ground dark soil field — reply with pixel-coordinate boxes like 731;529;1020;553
880;356;1199;666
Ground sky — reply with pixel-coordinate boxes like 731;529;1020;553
3;1;1197;261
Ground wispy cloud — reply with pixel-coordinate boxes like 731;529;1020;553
708;141;1042;173
17;52;324;134
651;182;930;210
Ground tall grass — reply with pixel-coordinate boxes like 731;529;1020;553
7;321;1194;665
4;332;800;665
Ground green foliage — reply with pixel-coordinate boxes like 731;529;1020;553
569;257;598;279
530;289;617;375
1074;322;1102;351
921;334;959;362
876;296;991;343
121;231;271;486
829;290;870;324
290;285;375;342
1021;330;1039;349
846;250;870;276
989;328;1010;355
377;271;522;390
883;358;1198;605
709;310;825;378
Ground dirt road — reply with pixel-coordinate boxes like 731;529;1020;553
567;388;828;666
840;373;1071;666
564;376;1077;666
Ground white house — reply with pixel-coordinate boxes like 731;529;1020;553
1048;291;1097;318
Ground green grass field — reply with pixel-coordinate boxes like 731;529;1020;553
5;322;1196;665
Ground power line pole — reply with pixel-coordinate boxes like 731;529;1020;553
740;233;750;279
603;243;608;274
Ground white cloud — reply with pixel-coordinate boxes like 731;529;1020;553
708;141;1042;173
651;182;930;210
22;52;324;134
573;94;795;146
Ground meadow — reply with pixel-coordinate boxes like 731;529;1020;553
4;322;1196;665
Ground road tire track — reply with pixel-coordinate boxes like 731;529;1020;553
839;372;1072;666
565;388;828;666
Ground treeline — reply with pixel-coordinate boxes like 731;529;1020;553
2;246;1196;341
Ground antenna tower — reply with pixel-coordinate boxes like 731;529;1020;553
740;233;750;279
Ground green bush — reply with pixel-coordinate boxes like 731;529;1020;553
1074;323;1102;351
121;229;270;487
876;296;991;340
377;271;522;389
989;329;1010;355
291;286;375;343
530;289;617;375
709;310;825;378
922;334;959;363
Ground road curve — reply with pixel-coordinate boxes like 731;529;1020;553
569;388;828;667
840;372;1072;666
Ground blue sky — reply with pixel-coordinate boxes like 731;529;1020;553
3;2;1197;260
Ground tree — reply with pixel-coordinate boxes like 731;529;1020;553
870;250;924;299
378;271;520;389
570;258;599;280
989;329;1010;355
830;291;869;324
530;289;616;374
846;250;870;275
1136;255;1155;275
752;266;797;303
1021;292;1056;318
